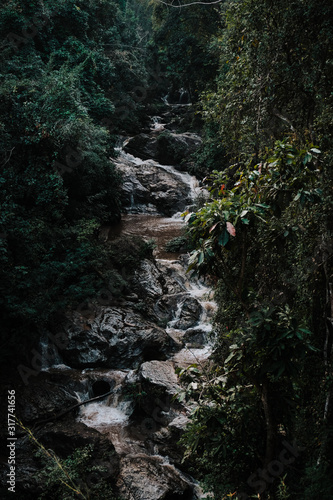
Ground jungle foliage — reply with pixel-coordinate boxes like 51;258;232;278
179;0;333;498
0;0;157;364
151;0;222;101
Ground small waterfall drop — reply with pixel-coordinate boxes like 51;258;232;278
39;329;67;371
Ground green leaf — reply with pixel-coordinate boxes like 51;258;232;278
303;153;312;165
225;351;236;364
198;251;204;264
218;230;229;246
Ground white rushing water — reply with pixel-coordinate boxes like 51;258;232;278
78;399;132;428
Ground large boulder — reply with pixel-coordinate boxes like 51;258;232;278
156;259;188;295
14;375;78;424
133;360;184;428
133;259;165;299
62;307;175;369
123;134;158;160
145;414;191;465
36;420;119;463
123;131;201;168
183;327;208;346
139;360;180;396
155;131;202;167
116;159;192;216
117;454;195;500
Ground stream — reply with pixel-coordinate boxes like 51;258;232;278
38;110;216;499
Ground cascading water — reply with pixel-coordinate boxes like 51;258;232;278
36;111;215;499
159;259;216;368
39;329;68;371
151;115;165;132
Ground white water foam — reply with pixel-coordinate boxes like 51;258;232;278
78;399;132;428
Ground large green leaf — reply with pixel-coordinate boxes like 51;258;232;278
218;229;229;246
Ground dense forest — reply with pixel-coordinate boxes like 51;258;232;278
1;0;333;499
0;0;158;361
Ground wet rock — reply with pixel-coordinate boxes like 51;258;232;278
134;259;165;299
154;293;186;325
172;296;203;330
36;420;118;463
117;454;194;500
156;260;187;295
155;131;201;167
120;174;150;206
147;414;191;465
183;328;207;346
15;377;78;424
62;307;175;369
140;360;180;396
123;131;201;168
116;159;191;216
131;360;184;428
123;133;158;160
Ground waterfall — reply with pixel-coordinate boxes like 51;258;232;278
39;329;65;371
151;116;165;132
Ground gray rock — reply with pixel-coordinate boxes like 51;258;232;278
183;328;207;346
156;260;187;295
15;377;78;423
124;131;201;168
118;454;194;500
116;160;191;216
134;259;164;299
139;360;180;395
146;414;191;465
62;307;175;369
123;133;158;160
